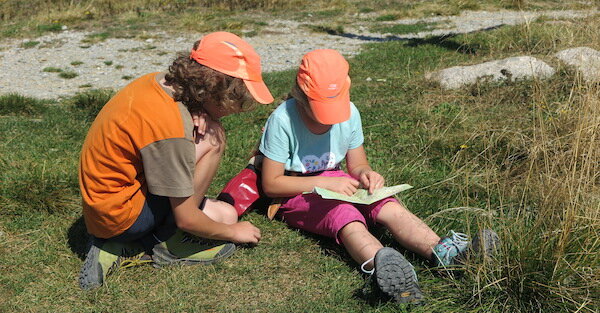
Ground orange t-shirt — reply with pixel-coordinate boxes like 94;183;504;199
79;72;195;238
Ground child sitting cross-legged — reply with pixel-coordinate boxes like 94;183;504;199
258;49;494;303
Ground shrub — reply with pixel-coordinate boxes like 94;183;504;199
70;89;115;119
0;93;49;116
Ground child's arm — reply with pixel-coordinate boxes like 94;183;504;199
169;196;261;243
261;157;360;197
346;145;385;194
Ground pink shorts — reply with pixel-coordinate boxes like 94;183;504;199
279;170;398;244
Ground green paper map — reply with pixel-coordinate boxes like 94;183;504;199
307;184;413;204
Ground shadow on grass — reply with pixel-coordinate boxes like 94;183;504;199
67;216;90;260
326;25;504;55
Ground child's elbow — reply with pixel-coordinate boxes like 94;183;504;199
262;180;279;198
175;219;193;234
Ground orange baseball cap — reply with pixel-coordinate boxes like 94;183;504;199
297;49;351;125
190;31;274;104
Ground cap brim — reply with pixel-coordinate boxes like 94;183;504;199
244;79;274;104
309;97;350;125
308;77;351;125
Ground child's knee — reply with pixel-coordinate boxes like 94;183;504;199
339;221;369;237
203;199;239;224
376;201;411;224
220;204;238;224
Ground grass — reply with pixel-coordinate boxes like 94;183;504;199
81;32;111;44
42;67;63;73
1;6;599;313
59;71;79;79
0;93;51;116
0;0;594;40
20;40;39;48
304;24;345;35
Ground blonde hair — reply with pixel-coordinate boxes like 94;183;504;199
289;81;309;109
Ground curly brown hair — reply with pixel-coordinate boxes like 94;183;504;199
165;42;255;118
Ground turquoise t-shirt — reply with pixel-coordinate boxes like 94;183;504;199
259;98;364;174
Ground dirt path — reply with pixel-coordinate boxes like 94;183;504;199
0;9;596;99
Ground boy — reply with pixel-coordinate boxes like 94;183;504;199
78;32;273;290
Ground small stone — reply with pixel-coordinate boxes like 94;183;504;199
366;77;372;81
61;25;68;30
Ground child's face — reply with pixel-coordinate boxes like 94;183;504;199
203;101;237;120
298;101;320;124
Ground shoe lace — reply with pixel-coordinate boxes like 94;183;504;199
119;253;152;269
110;246;152;271
360;257;375;275
433;230;470;267
449;230;469;251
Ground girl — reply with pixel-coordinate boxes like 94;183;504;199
259;49;472;303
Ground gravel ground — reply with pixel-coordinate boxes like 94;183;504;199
0;9;596;100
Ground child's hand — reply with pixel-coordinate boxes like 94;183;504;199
322;176;360;196
229;221;261;245
359;170;385;194
191;112;209;142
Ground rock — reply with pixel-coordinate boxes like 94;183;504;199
555;47;600;82
426;56;556;89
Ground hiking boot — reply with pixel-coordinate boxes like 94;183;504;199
79;238;151;290
151;229;236;267
432;230;470;268
362;247;424;304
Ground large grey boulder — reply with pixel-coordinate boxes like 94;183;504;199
555;47;600;82
426;56;556;89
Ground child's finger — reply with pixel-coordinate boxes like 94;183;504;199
360;175;370;189
198;113;208;136
349;183;358;194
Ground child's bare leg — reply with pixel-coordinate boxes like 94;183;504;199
193;119;238;225
338;221;383;270
376;202;440;259
202;199;238;225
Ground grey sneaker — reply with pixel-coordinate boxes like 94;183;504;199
362;248;424;303
152;229;236;267
79;238;151;290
